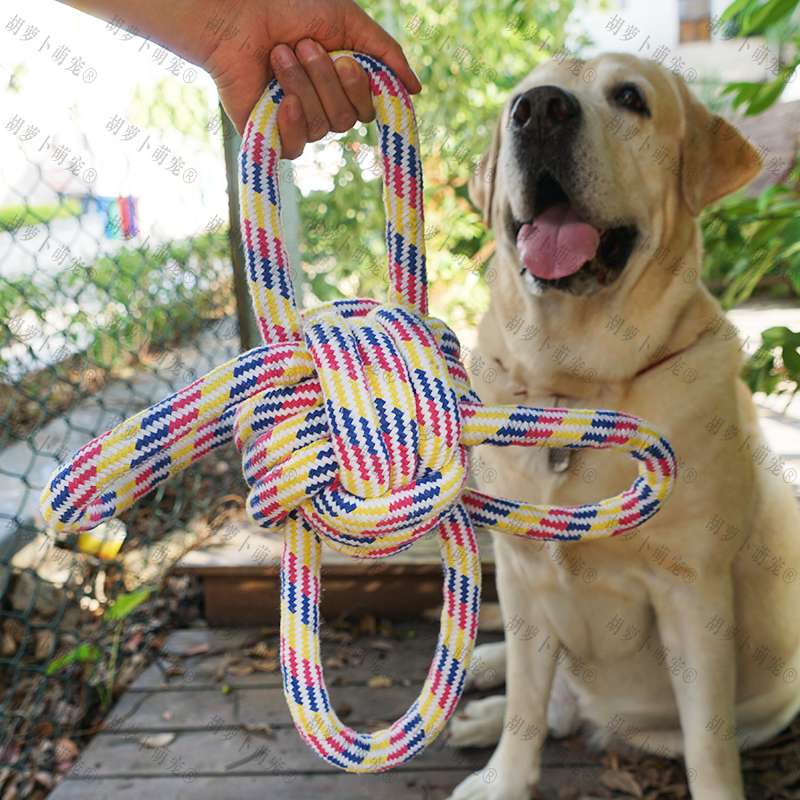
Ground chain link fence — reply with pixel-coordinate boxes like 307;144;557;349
0;11;264;795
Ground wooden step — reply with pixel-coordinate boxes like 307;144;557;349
174;517;497;625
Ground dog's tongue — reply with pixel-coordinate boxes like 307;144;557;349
516;204;600;280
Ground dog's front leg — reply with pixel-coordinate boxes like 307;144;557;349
651;572;745;800
450;552;558;800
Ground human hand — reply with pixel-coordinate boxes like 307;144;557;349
204;0;421;155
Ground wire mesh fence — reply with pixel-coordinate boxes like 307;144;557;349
0;12;258;795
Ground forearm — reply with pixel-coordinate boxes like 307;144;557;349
57;0;240;66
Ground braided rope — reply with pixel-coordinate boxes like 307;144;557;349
40;52;676;772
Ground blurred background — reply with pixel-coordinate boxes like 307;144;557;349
0;0;798;797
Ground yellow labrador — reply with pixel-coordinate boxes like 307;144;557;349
447;53;800;800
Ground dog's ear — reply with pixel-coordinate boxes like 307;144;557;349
469;114;503;228
679;86;762;216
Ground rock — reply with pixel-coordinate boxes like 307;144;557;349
11;572;62;617
34;629;55;661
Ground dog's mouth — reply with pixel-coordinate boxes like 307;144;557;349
509;172;638;290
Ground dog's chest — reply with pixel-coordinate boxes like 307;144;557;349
500;534;656;663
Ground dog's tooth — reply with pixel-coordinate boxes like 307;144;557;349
522;271;542;295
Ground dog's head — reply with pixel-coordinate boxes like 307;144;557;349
471;53;762;295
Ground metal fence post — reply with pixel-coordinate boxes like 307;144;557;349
221;105;259;351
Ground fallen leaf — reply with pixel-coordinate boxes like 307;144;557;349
139;733;176;748
251;658;278;673
181;643;210;657
246;642;277;659
600;769;643;797
242;723;274;738
54;738;79;762
227;662;255;677
367;675;393;689
33;771;54;789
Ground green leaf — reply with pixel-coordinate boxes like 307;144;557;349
744;75;791;115
720;0;757;23
46;643;102;675
104;587;153;622
783;343;800;375
741;0;798;33
760;326;794;346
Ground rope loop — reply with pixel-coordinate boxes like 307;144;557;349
40;52;677;773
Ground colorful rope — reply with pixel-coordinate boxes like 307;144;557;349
40;52;676;773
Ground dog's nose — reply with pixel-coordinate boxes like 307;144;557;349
510;86;581;134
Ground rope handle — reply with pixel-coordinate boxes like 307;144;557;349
240;52;427;346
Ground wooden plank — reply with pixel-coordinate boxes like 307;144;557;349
175;520;496;574
161;628;262;656
131;625;502;691
62;728;595;779
51;765;605;799
108;686;433;731
64;728;487;777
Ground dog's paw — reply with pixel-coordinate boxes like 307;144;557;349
447;766;536;800
464;642;506;691
448;695;506;748
447;769;497;800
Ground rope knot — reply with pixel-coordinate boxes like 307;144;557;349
233;299;473;557
40;51;678;774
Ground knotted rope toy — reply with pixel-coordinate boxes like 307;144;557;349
41;52;676;773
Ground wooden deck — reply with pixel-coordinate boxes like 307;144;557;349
50;624;604;799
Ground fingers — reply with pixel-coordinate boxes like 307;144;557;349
269;41;376;159
270;44;329;142
334;56;374;123
295;39;357;133
277;95;308;160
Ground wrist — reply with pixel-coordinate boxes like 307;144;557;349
60;0;243;68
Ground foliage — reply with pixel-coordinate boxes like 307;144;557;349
104;587;153;622
711;0;800;400
719;0;799;115
45;643;102;676
0;200;82;232
701;175;800;308
46;585;155;708
746;326;800;399
2;230;232;414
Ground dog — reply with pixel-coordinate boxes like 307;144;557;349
446;52;800;800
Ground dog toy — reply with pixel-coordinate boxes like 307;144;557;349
40;52;676;773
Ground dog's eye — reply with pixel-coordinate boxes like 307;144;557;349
613;84;650;116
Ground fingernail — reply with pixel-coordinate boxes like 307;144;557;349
272;45;296;69
334;58;357;82
297;38;323;61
